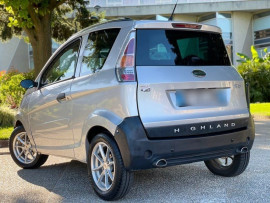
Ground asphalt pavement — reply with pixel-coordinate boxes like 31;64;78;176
0;120;269;203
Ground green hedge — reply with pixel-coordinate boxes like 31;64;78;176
237;46;270;103
0;127;13;140
0;105;16;127
0;69;34;108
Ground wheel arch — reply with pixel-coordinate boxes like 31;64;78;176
14;112;35;146
14;120;23;128
85;125;117;165
73;109;124;162
86;126;112;143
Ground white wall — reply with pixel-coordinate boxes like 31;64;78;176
0;38;20;71
9;39;30;72
0;37;29;72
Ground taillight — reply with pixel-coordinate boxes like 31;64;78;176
172;23;202;29
116;32;136;82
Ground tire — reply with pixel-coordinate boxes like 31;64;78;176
87;133;133;201
204;152;250;177
9;126;48;169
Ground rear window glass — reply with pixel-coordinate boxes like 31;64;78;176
136;29;230;66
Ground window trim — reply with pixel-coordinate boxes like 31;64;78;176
38;37;82;89
79;28;121;77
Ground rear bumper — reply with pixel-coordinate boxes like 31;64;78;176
114;116;255;171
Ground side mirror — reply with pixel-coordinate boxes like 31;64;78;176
20;79;37;89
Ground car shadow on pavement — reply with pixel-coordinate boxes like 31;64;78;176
16;150;270;202
17;159;214;202
17;161;73;191
17;160;101;201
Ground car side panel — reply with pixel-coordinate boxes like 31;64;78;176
69;69;138;162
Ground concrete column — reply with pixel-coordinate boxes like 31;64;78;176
232;12;253;65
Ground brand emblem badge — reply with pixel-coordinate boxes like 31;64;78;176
140;85;151;92
173;122;236;134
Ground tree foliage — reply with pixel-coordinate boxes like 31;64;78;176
0;4;22;41
0;0;104;76
237;46;270;102
237;45;270;64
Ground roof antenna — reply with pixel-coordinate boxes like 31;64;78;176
168;0;178;21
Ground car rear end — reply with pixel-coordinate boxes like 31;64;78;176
114;21;255;170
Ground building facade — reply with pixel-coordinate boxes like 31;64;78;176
1;0;270;72
89;0;270;65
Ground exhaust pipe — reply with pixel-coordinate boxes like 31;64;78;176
154;159;167;168
237;147;248;154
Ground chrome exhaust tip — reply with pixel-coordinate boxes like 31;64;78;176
154;159;167;168
237;147;248;154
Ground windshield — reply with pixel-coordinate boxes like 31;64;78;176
136;29;231;66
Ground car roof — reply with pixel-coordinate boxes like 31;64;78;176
69;19;221;40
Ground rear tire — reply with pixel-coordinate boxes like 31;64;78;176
9;126;48;169
87;133;133;201
204;152;250;177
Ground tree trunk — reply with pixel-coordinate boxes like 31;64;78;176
24;14;52;77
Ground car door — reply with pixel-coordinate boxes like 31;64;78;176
28;39;81;157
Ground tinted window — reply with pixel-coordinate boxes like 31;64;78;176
41;40;80;85
136;29;230;66
80;28;120;76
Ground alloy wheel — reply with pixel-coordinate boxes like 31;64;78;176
91;142;115;191
12;132;37;164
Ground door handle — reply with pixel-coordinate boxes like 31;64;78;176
56;93;66;102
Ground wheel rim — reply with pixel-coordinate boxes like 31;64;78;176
13;132;37;164
215;156;234;167
91;142;115;192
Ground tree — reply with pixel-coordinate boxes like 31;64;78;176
0;0;104;77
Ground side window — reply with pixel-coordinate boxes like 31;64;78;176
80;28;120;76
41;40;80;86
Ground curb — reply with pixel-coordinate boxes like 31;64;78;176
0;140;8;148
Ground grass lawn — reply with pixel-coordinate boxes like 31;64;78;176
250;103;270;117
0;127;13;140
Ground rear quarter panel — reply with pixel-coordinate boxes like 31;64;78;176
70;69;138;162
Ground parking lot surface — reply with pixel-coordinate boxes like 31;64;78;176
0;120;269;203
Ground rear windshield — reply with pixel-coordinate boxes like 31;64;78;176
136;29;230;66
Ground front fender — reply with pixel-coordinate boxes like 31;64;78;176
14;110;36;146
14;91;34;141
73;109;123;162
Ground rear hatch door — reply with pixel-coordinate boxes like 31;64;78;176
136;28;249;139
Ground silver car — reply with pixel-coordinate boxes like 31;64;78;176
9;20;255;201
